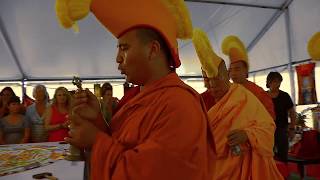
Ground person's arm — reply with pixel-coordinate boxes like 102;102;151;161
44;107;65;131
288;107;296;129
21;128;30;143
238;94;276;156
21;117;31;143
288;107;296;140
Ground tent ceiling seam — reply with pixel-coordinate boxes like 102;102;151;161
185;0;281;10
247;0;294;51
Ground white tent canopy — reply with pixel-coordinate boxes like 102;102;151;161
0;0;319;82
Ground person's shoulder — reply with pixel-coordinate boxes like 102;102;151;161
280;90;291;98
232;84;250;97
26;103;36;112
164;86;198;101
234;84;263;105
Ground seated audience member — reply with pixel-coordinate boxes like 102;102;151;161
45;87;71;142
0;96;30;144
26;85;50;142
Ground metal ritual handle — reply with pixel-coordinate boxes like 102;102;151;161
32;172;58;180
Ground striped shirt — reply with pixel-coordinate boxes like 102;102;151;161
25;103;49;142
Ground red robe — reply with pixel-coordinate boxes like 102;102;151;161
91;73;214;180
113;86;140;115
200;90;216;111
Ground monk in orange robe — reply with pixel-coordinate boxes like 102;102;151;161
55;0;214;180
221;36;275;119
209;61;283;180
192;29;283;180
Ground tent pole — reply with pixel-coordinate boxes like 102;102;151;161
247;10;282;52
247;0;293;52
21;79;26;100
284;7;296;104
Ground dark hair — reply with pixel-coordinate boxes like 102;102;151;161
7;96;21;105
101;82;113;96
135;28;173;66
0;87;16;96
266;71;283;88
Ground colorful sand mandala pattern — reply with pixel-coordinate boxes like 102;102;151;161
0;143;66;176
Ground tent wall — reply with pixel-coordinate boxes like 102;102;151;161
289;0;320;62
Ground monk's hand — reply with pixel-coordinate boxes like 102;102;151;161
72;88;101;122
227;129;248;146
65;112;99;148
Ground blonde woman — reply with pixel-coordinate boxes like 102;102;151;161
45;87;71;142
26;84;50;142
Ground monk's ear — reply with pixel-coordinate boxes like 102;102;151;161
148;40;161;60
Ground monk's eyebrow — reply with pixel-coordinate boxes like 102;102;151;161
117;43;129;49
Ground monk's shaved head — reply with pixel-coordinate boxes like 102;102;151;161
207;60;231;101
217;60;229;83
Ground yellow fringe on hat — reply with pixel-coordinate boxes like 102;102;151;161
192;28;221;78
55;0;92;31
162;0;193;39
221;35;248;63
307;32;320;61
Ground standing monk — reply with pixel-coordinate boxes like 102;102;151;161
55;0;214;180
192;28;283;180
222;36;275;119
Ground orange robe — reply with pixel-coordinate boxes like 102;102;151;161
91;73;214;180
243;80;275;119
208;83;283;180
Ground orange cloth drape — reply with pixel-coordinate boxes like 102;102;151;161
243;80;275;119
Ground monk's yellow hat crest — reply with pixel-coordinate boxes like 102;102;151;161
221;35;248;67
192;28;222;78
55;0;193;68
307;32;320;61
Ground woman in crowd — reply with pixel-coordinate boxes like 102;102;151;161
100;82;118;123
0;96;30;144
25;85;50;142
0;87;17;118
44;87;71;142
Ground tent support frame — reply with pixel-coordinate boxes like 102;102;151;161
284;7;296;103
185;0;281;10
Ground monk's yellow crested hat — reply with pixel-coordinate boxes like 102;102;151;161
307;32;320;61
55;0;193;68
221;35;248;67
192;28;222;78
